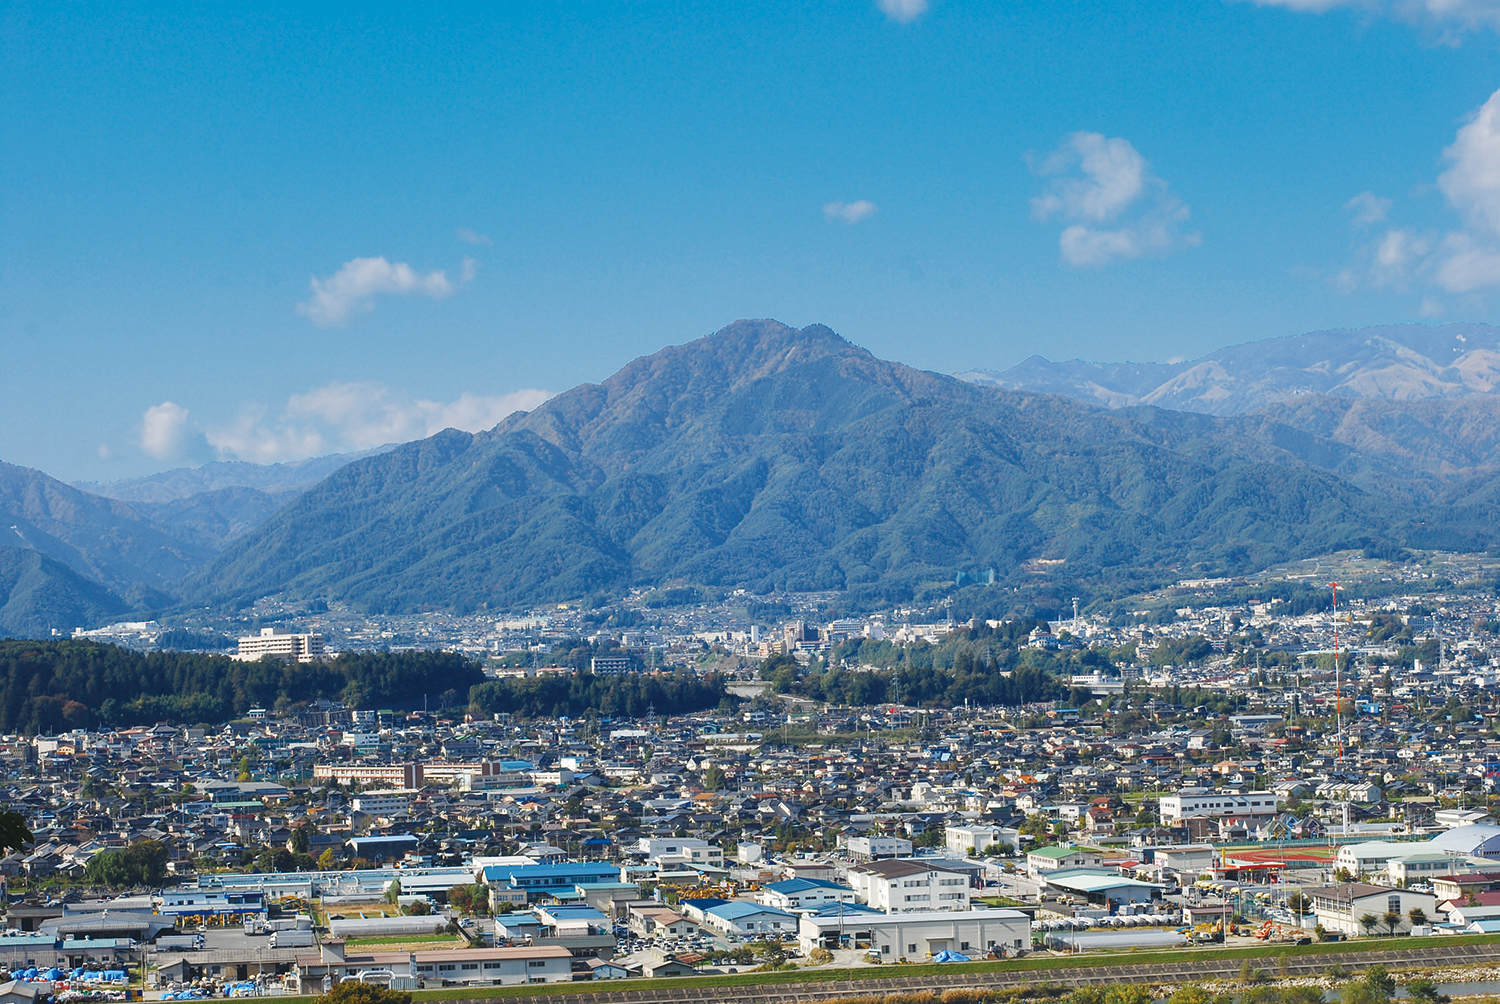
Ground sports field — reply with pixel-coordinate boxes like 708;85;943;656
1223;844;1338;866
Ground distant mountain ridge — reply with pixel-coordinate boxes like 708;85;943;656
957;322;1500;415
74;445;397;503
181;319;1490;615
12;318;1500;633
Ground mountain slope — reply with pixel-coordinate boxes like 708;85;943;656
0;549;132;639
0;462;212;604
186;320;1431;612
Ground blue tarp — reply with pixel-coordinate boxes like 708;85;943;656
933;951;971;963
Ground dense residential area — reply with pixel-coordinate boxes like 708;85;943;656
7;559;1500;998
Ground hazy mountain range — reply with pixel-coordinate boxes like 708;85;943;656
957;322;1500;415
6;319;1500;637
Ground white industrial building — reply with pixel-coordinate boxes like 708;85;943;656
293;941;572;989
797;907;1029;958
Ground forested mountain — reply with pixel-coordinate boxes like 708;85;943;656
13;319;1500;631
183;319;1476;614
0;462;211;610
960;322;1500;415
0;450;391;635
0;549;132;640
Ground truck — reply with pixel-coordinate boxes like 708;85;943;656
154;933;205;952
269;930;317;949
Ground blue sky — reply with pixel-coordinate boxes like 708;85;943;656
6;0;1500;481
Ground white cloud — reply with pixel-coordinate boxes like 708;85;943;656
296;256;469;328
1030;132;1200;267
1345;191;1393;226
877;0;929;22
456;227;492;246
139;402;193;459
823;200;879;224
201;383;554;464
1439;89;1500;238
1339;87;1500;297
1248;0;1500;36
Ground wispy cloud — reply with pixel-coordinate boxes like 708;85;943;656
138;384;552;466
296;256;473;328
823;200;879;225
456;227;492;246
1345;191;1393;226
1246;0;1500;38
1029;132;1200;267
877;0;929;23
1340;87;1500;297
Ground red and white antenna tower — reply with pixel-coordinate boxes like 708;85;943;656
1330;581;1342;763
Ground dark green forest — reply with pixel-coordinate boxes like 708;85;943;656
758;619;1099;708
0;641;483;733
467;669;731;719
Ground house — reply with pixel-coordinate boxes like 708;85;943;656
626;905;698;939
944;824;1018;857
0;981;52;1004
584;959;632;980
642;955;701;978
758;878;856;912
1026;844;1108;876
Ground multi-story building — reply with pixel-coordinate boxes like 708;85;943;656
1158;788;1280;824
848;859;971;913
843;835;912;861
350;790;414;818
635;838;722;870
945;824;1018;857
235;628;326;663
